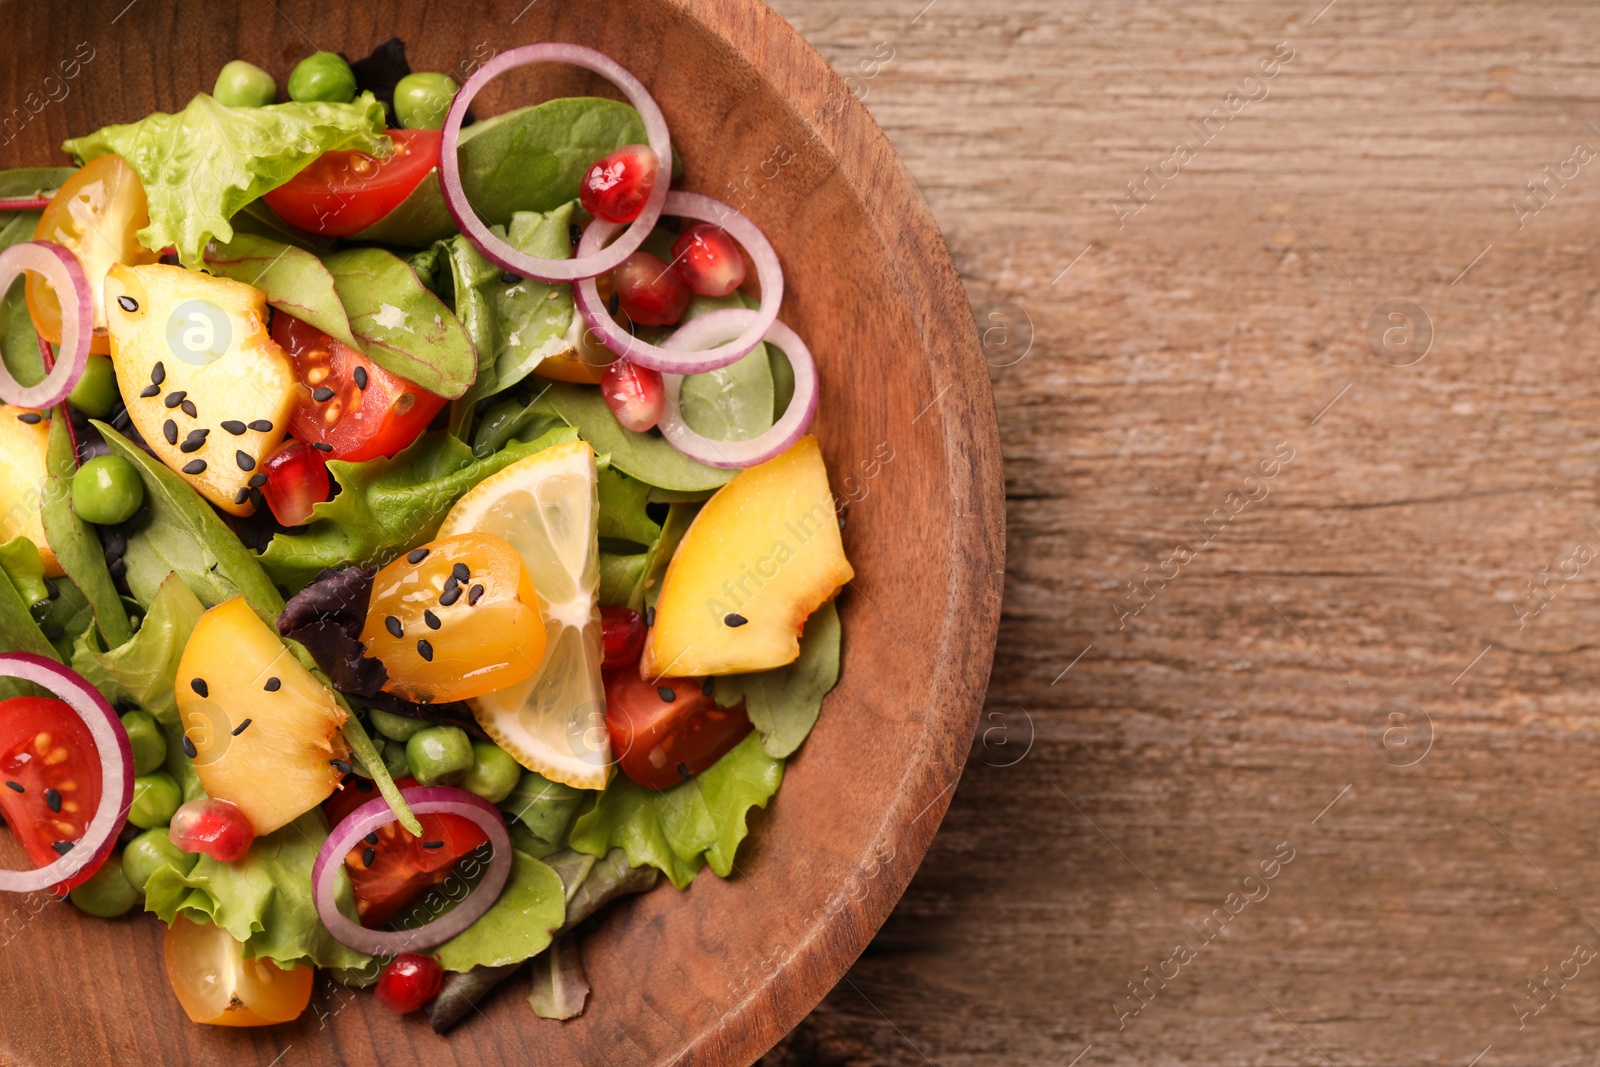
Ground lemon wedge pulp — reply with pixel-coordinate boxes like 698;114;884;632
437;440;610;790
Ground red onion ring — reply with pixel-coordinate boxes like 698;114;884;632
439;43;670;283
0;242;90;409
0;654;134;893
574;191;784;374
311;786;512;956
656;309;819;469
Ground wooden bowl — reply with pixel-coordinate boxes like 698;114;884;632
0;1;1004;1063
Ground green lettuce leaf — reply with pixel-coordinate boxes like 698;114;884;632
41;417;131;646
258;426;578;591
204;233;365;354
715;600;841;758
568;733;782;889
322;247;477;399
143;810;370;969
70;572;204;728
63;93;390;269
434;851;565;972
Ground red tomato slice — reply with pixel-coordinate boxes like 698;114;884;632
322;775;490;929
603;670;752;790
0;697;106;893
262;129;441;238
271;313;445;463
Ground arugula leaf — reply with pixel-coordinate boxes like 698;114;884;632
258;427;577;591
94;422;285;625
70;572;205;728
143;809;371;969
597;466;660;548
715;600;841;758
0;537;47;608
322;247;477;399
64;93;391;269
41;417;131;646
434;851;565;972
544;384;733;494
568;733;782;889
204;233;364;354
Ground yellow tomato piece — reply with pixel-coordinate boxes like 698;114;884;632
360;532;547;704
164;915;313;1026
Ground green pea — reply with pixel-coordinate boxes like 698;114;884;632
288;51;355;104
370;708;428;742
119;710;167;776
121;826;196;893
213;59;277;109
382;739;410;780
394;72;459;131
69;851;140;917
405;725;473;786
66;354;117;418
127;772;181;829
71;454;144;526
460;741;521;804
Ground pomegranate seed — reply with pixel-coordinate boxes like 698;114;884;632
375;953;444;1014
671;224;747;297
601;606;647;667
579;144;659;224
260;439;331;526
168;798;255;863
601;360;665;433
611;252;691;327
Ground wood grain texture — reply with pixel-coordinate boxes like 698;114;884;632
0;2;1002;1065
765;1;1600;1065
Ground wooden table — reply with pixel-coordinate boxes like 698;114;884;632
764;2;1600;1064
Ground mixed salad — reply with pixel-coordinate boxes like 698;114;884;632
0;38;853;1030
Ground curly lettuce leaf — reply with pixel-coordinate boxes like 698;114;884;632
143;810;370;970
715;600;841;759
568;733;782;889
63;93;390;268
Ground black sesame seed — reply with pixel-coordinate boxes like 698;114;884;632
139;384;160;398
116;295;138;313
151;362;165;385
179;429;208;453
356;778;374;792
353;366;368;390
162;419;178;445
180;399;197;418
423;609;441;630
44;788;60;813
312;387;335;403
363;846;376;868
500;271;520;285
182;735;197;759
702;677;715;696
3;781;20;793
249;486;266;509
264;677;281;692
51;840;73;855
608;291;620;316
234;488;250;505
407;548;429;564
163;390;186;409
248;472;267;488
645;606;655;627
364;832;378;845
231;718;252;735
451;562;470;583
417;639;434;661
236;450;255;472
190;678;209;697
221;420;246;435
568;222;581;246
724;613;748;627
330;758;352;775
181;458;206;475
467;583;484;606
439;585;462;607
16;412;40;424
248;419;273;432
385;615;403;639
677;761;691;781
421;840;444;850
657;685;676;702
312;441;333;452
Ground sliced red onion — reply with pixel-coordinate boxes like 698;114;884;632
311;786;512;956
0;241;90;409
439;44;670;283
574;191;784;374
0;654;133;893
656;309;818;469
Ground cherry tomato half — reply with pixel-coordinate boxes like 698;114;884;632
271;313;445;463
0;697;106;892
262;129;440;237
603;669;752;790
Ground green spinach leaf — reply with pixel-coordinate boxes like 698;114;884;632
486;205;577;394
597;466;660;548
0;562;55;661
349;170;456;247
204;233;364;353
0;537;47;608
435;851;565;972
322;247;477;399
544;383;733;494
437;233;502;433
715;600;841;758
41;417;131;646
598;551;647;607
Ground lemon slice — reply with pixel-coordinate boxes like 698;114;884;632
437;440;610;790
